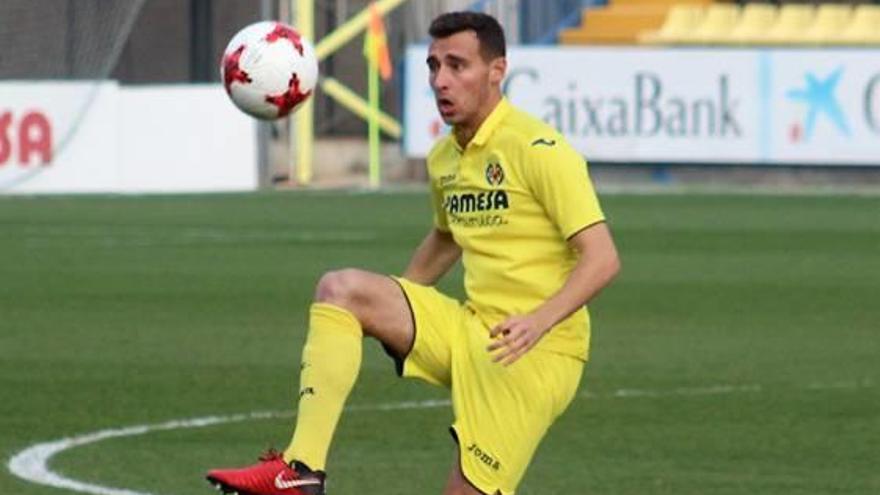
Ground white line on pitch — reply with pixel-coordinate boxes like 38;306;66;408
7;380;873;495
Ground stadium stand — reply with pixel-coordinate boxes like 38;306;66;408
681;2;742;44
763;3;816;44
801;3;854;44
836;3;880;44
559;0;713;45
639;4;707;44
726;2;779;45
564;1;880;47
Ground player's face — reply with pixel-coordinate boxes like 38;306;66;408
427;31;505;129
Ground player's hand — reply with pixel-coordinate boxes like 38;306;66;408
487;314;551;366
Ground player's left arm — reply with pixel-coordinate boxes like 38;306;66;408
488;223;620;365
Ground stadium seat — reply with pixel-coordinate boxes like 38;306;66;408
559;5;668;45
679;3;741;44
836;4;880;45
727;3;779;45
801;4;853;44
762;3;816;45
560;0;717;45
639;4;706;45
612;0;714;6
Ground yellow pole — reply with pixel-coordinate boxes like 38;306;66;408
366;35;381;189
290;0;408;187
320;78;401;138
315;0;408;61
294;0;314;185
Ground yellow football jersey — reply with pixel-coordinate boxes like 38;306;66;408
427;98;605;360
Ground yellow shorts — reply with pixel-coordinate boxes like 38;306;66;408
392;277;584;495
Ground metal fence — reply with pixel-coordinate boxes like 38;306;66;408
399;0;605;45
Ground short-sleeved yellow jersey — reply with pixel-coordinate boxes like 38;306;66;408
427;98;605;360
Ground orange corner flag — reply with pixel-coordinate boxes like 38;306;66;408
364;2;392;80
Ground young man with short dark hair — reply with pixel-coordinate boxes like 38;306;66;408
207;11;619;495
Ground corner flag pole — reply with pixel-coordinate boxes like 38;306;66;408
366;36;380;188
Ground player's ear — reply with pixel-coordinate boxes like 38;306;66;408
488;56;506;85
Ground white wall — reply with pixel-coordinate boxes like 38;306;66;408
118;86;257;193
0;82;257;194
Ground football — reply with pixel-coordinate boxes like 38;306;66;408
220;21;318;120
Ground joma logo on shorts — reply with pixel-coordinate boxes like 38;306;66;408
467;443;501;471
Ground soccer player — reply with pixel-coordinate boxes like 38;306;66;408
207;11;620;495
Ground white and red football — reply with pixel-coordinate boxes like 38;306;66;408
220;21;318;120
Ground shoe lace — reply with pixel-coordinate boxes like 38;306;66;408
258;448;285;463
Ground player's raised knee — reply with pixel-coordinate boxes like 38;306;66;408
314;268;369;307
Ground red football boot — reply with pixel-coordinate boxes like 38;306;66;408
206;450;325;495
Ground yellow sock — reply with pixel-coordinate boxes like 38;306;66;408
284;303;362;470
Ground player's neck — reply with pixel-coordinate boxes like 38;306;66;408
453;93;502;149
453;126;477;149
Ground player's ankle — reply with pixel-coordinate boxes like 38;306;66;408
289;459;310;471
291;460;325;478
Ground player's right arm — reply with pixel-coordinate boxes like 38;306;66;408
406;140;460;285
403;228;461;285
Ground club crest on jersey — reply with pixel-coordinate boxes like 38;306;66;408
485;162;504;187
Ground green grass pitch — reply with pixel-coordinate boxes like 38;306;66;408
1;190;877;494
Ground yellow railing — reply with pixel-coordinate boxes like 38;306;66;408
292;0;408;186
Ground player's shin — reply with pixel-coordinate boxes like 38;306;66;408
284;302;363;470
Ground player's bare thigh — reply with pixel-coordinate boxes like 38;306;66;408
314;268;413;356
443;448;496;495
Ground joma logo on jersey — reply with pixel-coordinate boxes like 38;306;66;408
439;173;457;186
444;190;509;214
467;443;501;471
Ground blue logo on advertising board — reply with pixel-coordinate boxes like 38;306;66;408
786;67;851;142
